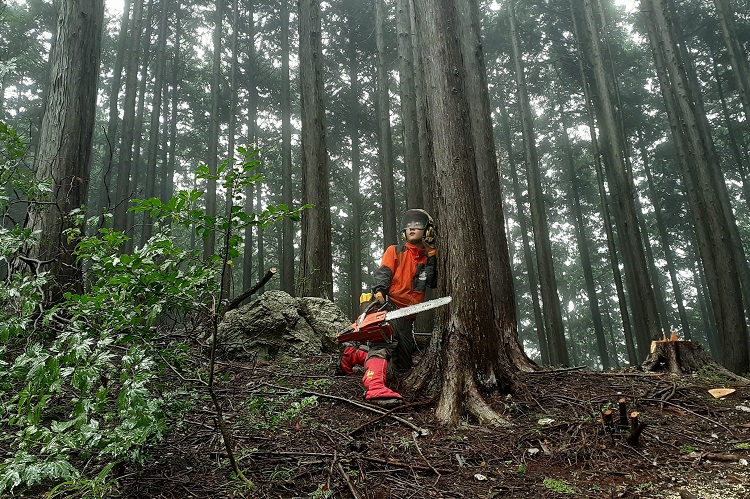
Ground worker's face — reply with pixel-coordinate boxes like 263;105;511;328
404;224;425;244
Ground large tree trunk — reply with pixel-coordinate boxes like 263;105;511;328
243;0;257;294
161;6;180;204
577;0;663;357
409;0;526;427
498;96;548;365
113;0;144;234
375;0;397;247
409;0;435;213
570;1;637;365
713;0;750;125
509;0;569;367
557;107;610;370
204;0;223;259
99;0;130;214
141;0;169;245
27;0;104;299
298;0;332;299
280;0;295;295
347;7;362;318
396;0;422;209
643;0;749;373
455;0;533;371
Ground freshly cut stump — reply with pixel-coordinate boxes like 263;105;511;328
642;339;746;383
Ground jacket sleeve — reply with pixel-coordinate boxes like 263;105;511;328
372;246;396;295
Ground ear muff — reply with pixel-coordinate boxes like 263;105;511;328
423;224;435;244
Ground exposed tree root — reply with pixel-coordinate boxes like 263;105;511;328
465;383;511;427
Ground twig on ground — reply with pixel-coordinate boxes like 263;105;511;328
525;366;587;374
640;397;734;434
337;461;364;499
358;455;451;474
412;430;441;478
261;382;425;434
349;399;434;436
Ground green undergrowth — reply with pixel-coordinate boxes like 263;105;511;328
0;124;305;497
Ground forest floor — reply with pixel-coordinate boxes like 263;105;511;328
114;352;750;499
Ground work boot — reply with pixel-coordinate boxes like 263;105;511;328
362;358;403;407
337;346;367;375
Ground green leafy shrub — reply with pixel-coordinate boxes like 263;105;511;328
243;390;319;431
0;131;304;496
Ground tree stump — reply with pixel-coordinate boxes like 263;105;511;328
642;338;747;382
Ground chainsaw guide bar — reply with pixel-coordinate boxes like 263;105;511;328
336;296;452;344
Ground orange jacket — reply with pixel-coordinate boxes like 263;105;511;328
372;243;437;309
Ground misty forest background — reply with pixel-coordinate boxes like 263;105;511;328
4;0;750;373
6;0;750;493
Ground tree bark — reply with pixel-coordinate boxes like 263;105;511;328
375;0;397;248
27;0;104;298
347;6;363;317
99;0;130;214
409;0;527;426
409;0;435;214
280;0;295;295
456;0;533;371
509;0;569;367
113;0;144;234
577;0;663;356
643;0;749;373
204;0;223;259
298;0;333;299
396;0;422;209
497;97;548;365
141;0;169;244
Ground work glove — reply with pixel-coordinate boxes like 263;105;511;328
374;291;386;305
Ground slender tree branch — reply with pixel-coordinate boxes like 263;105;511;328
224;267;277;313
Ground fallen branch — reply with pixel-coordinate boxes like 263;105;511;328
337;462;364;499
260;382;426;434
225;267;277;313
412;430;441;477
349;398;435;436
525;366;587;374
640;398;733;434
358;455;451;474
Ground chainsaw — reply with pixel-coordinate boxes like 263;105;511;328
336;296;452;343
